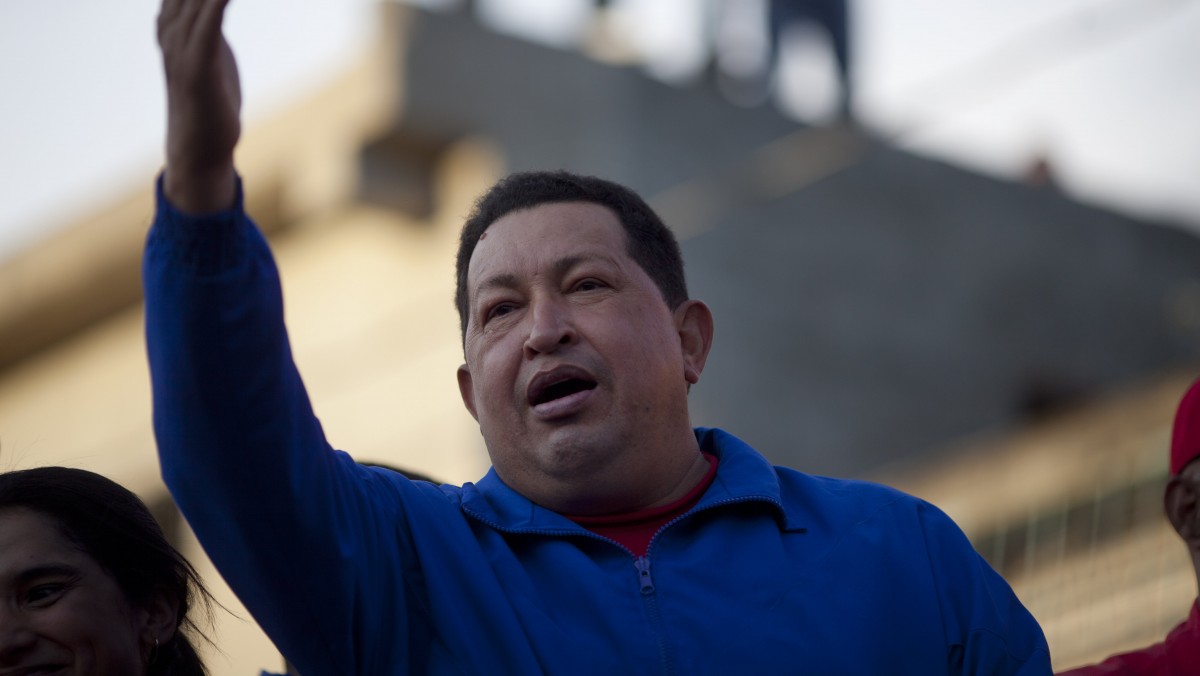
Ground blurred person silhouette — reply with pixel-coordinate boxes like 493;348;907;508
146;0;1049;673
1058;379;1200;675
715;0;851;116
766;0;851;114
0;466;214;676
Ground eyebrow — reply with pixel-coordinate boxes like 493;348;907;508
474;254;620;299
12;563;81;586
475;272;521;297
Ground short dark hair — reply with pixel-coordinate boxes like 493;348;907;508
455;171;688;342
0;467;213;676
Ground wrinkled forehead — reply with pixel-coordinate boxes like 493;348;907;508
466;202;630;295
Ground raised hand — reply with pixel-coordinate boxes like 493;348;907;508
158;0;240;214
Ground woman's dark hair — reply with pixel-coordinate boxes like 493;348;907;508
455;170;689;344
0;467;212;676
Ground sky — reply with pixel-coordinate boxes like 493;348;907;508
1;0;1198;261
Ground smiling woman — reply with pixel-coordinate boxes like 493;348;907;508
0;467;213;676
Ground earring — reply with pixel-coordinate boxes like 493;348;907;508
147;636;160;666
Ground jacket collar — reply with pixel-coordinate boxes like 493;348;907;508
459;428;800;533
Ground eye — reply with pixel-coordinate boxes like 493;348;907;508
485;302;517;322
572;279;606;293
26;583;67;607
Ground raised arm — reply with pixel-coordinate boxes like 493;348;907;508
158;0;240;213
147;3;430;671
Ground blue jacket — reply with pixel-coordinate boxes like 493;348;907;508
144;180;1051;675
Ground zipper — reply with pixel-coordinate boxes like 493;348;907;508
634;556;655;594
644;495;785;557
634;496;784;675
462;494;786;675
633;555;673;674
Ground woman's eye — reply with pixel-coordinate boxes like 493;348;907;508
26;584;66;606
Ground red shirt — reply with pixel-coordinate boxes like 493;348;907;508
1057;600;1200;675
567;453;718;557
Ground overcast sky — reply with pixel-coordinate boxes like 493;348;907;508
1;0;1197;261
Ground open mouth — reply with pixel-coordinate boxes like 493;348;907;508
532;377;597;406
527;366;599;408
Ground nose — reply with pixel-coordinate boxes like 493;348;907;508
524;297;576;357
0;609;37;667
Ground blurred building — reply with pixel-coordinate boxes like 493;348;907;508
876;372;1196;669
1;4;1198;672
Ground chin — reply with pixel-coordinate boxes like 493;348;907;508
534;428;619;476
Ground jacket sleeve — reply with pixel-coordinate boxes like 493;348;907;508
143;176;434;674
917;501;1053;675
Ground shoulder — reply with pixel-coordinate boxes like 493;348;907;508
774;465;943;531
355;461;465;508
777;469;915;508
699;426;948;536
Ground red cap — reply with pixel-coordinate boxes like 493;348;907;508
1171;378;1200;475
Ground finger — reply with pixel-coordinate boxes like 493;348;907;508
158;0;186;26
156;0;187;43
191;0;233;48
219;40;243;112
177;0;207;42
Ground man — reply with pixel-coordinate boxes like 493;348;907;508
146;0;1050;673
1058;380;1200;675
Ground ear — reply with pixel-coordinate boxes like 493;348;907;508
674;300;714;386
457;363;479;421
1165;476;1200;548
139;590;180;655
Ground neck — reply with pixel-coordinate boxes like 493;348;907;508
641;451;711;510
533;446;710;517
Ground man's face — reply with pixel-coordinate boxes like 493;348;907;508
457;201;710;513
